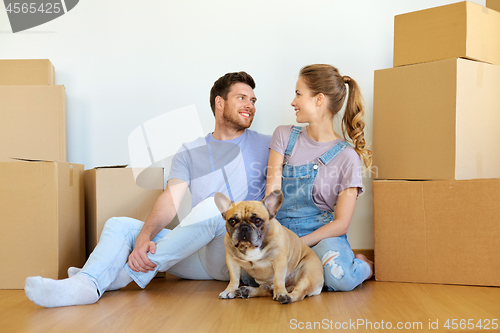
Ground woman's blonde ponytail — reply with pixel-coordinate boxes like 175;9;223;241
342;76;372;169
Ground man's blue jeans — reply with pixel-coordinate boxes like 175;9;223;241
79;197;229;296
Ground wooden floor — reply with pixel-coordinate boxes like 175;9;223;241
1;274;499;333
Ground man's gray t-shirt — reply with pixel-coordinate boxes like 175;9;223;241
270;125;363;212
167;129;271;208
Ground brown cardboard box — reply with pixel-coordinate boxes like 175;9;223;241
84;167;164;257
373;179;500;286
373;179;500;287
487;0;500;12
0;160;85;289
0;85;66;162
394;1;500;67
0;59;55;85
373;58;500;180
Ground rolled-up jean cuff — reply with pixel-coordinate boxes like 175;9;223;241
78;271;104;296
125;264;158;289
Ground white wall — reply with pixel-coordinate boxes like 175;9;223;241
0;0;485;249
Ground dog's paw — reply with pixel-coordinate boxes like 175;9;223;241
219;290;237;299
235;286;251;298
274;293;292;304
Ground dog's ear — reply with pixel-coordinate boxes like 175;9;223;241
214;192;233;219
262;190;283;219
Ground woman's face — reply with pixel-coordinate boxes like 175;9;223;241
291;76;318;123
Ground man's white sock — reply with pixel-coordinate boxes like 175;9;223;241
67;266;132;291
25;274;99;308
67;267;81;277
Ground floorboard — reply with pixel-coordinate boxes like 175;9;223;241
1;274;499;332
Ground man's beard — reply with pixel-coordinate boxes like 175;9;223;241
222;106;252;132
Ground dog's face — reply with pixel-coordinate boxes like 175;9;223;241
225;201;270;249
214;190;283;251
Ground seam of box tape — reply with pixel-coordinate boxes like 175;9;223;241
69;164;74;187
421;182;427;282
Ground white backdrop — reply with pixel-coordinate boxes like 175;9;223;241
0;0;485;249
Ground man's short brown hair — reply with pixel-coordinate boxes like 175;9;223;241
210;72;256;115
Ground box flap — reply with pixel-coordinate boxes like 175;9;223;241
487;0;500;12
94;165;128;169
10;157;55;163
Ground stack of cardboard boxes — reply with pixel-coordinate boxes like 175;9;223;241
0;60;164;289
0;60;86;289
372;1;500;287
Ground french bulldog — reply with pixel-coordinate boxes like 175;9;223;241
214;190;324;304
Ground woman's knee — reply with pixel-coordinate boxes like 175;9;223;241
320;250;361;292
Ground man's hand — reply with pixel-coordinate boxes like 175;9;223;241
128;235;157;273
126;178;188;274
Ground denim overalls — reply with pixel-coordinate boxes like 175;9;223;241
276;126;371;292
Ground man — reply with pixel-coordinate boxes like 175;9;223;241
25;72;271;307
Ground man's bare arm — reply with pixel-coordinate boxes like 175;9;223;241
128;178;189;273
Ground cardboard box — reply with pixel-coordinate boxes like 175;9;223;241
0;59;55;85
394;1;500;67
487;0;500;12
373;179;500;287
0;85;66;162
373;58;500;180
84;167;164;257
0;160;85;289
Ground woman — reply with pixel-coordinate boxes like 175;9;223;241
266;64;373;291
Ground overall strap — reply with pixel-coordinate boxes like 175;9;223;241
318;140;350;166
284;126;303;159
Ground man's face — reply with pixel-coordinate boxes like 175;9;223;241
220;82;257;131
